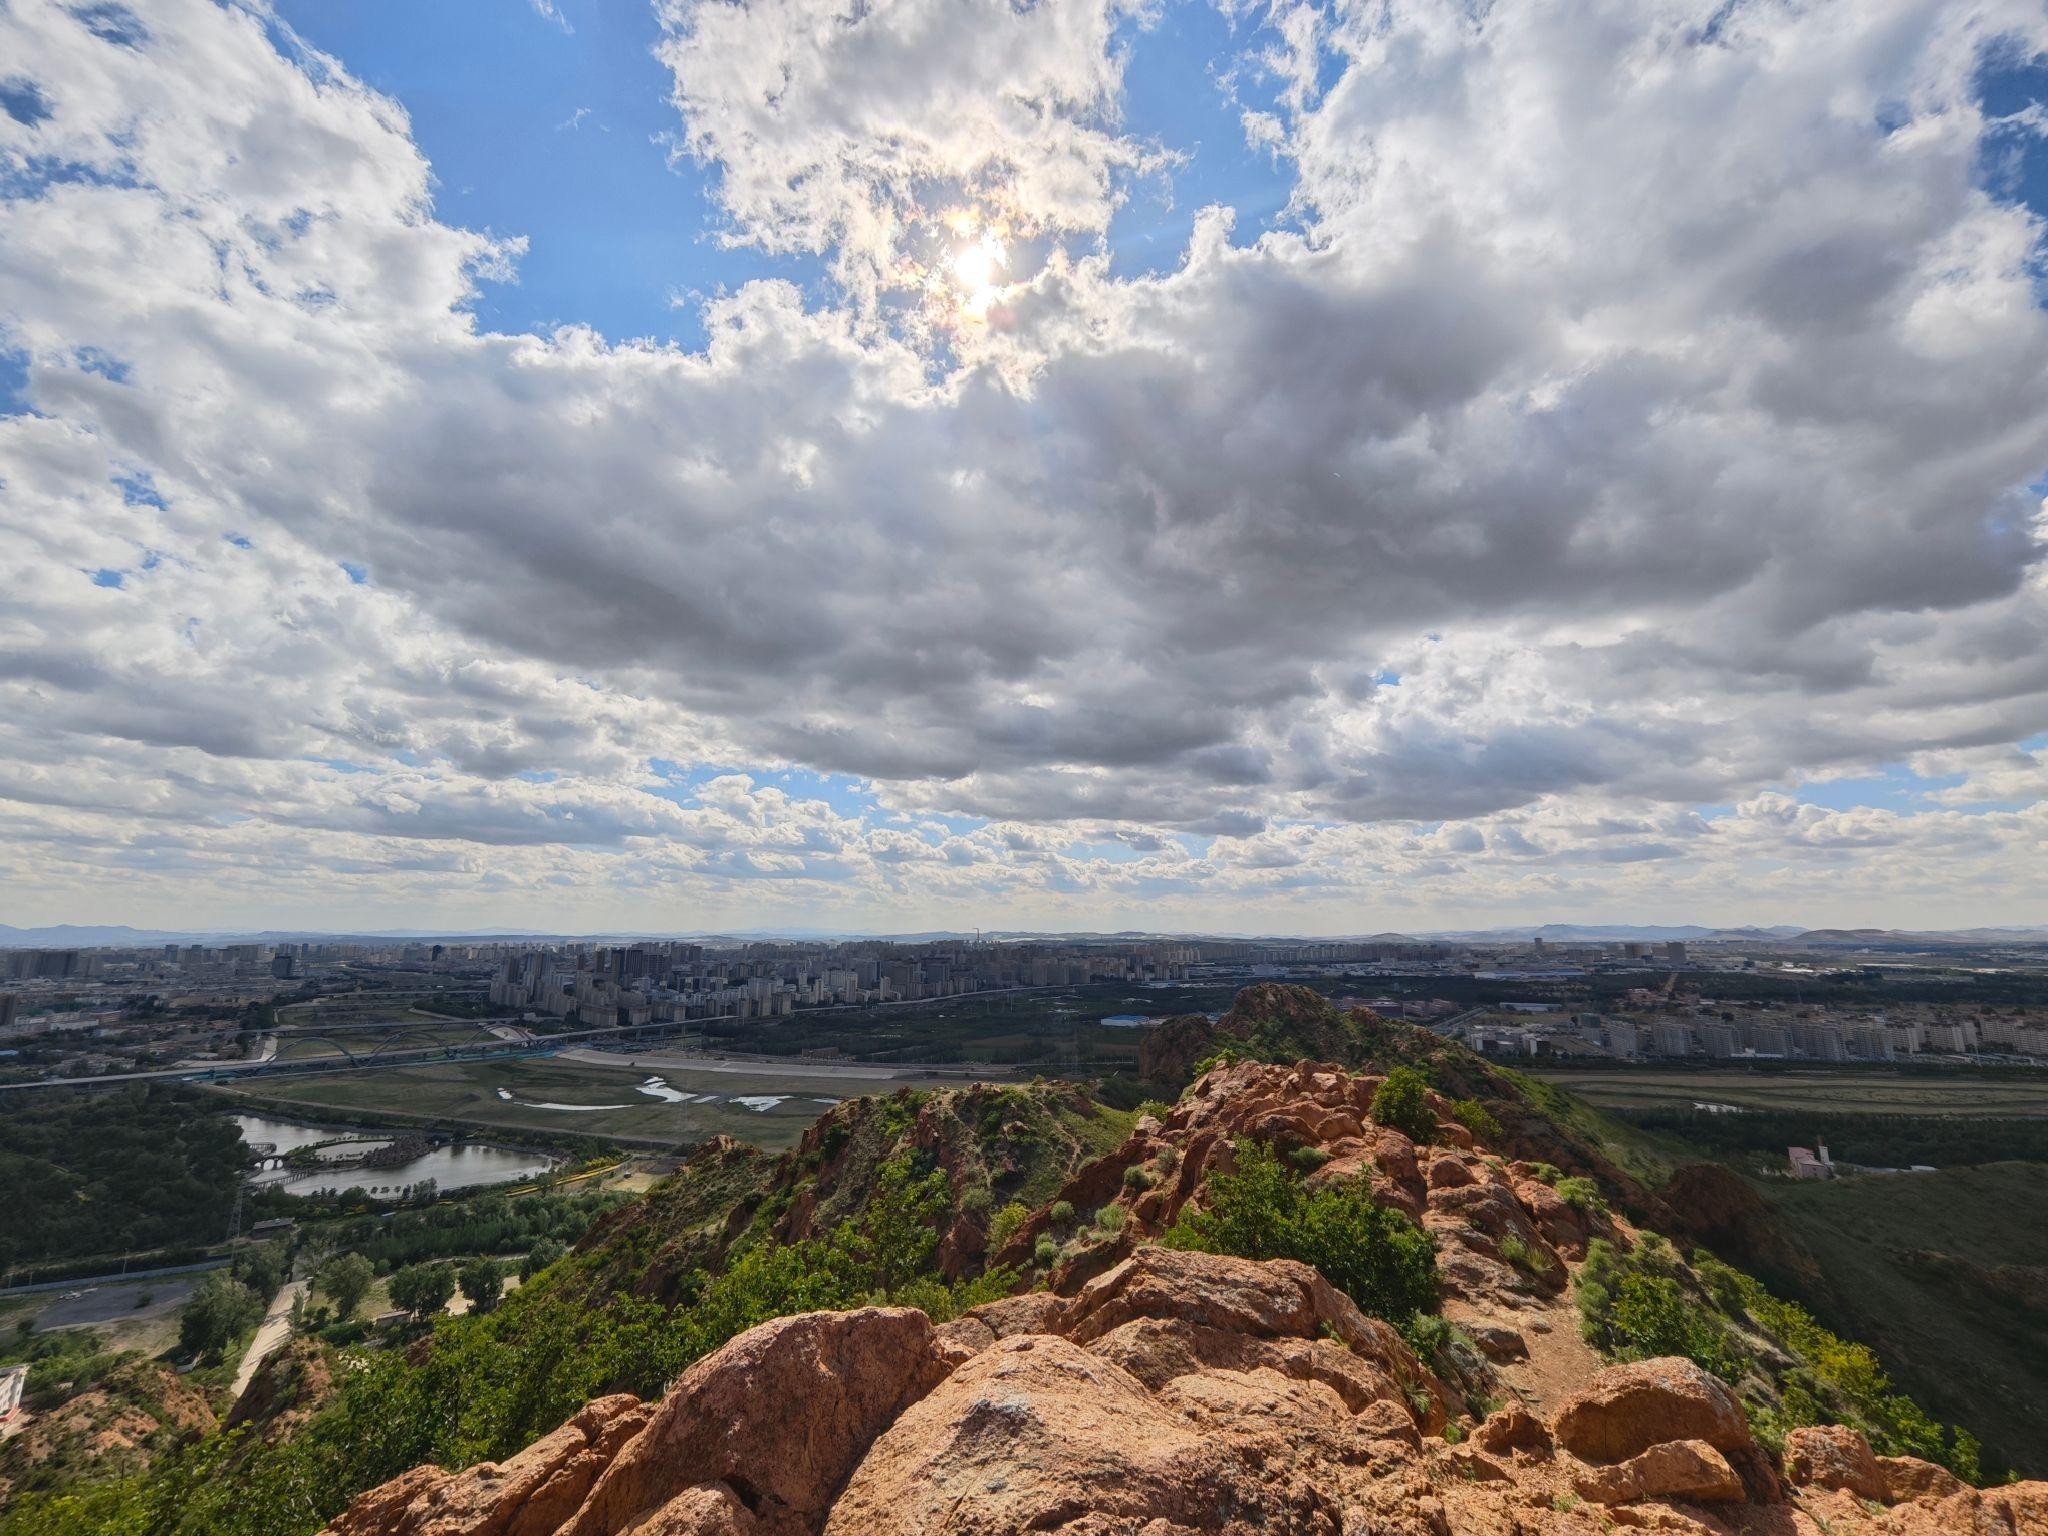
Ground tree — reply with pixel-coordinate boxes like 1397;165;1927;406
519;1237;568;1281
457;1258;503;1315
387;1262;456;1319
233;1242;287;1300
317;1253;375;1319
179;1271;262;1362
1369;1066;1436;1145
988;1202;1030;1252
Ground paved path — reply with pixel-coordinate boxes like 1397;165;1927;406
233;1279;308;1400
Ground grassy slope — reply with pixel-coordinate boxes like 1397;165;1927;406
1761;1161;2048;1478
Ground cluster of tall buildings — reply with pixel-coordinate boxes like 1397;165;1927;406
484;939;1199;1029
5;948;99;981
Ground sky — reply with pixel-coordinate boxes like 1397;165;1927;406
1;0;2047;937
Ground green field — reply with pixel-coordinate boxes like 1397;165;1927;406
268;1021;504;1060
208;1053;963;1151
1525;1065;2048;1117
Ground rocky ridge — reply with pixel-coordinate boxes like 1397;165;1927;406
319;1056;2048;1536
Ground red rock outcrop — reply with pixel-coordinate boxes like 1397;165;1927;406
987;1058;1612;1323
326;1395;651;1536
560;1307;949;1536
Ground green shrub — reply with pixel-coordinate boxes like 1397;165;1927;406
1370;1068;1436;1145
1155;1145;1181;1173
1034;1236;1059;1266
1094;1206;1126;1235
1692;1253;1980;1479
1134;1101;1172;1121
1577;1238;1734;1380
1398;1311;1452;1361
1288;1146;1331;1172
1497;1235;1550;1276
1555;1176;1606;1216
1163;1141;1438;1323
988;1202;1030;1251
1449;1099;1502;1141
1049;1200;1076;1227
959;1184;995;1217
1526;1162;1563;1185
1122;1165;1154;1191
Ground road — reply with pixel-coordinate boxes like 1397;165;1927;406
233;1279;308;1400
2;1257;228;1297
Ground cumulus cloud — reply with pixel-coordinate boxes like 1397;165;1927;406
654;0;1162;311
0;0;2045;930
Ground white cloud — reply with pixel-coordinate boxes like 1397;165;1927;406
0;0;2046;930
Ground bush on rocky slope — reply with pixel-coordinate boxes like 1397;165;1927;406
1161;1140;1439;1328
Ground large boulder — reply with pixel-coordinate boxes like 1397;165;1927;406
1572;1439;1746;1505
1058;1247;1445;1431
1550;1356;1781;1503
561;1307;949;1536
1084;1315;1415;1421
1876;1454;1968;1504
824;1334;1290;1535
1550;1358;1750;1465
1783;1425;1887;1501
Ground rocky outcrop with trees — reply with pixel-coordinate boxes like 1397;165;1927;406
317;1026;2040;1536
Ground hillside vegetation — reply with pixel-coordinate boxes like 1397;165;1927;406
0;1086;247;1274
1759;1161;2048;1477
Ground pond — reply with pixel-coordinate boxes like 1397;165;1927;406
233;1113;556;1196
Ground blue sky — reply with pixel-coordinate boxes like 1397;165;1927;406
276;0;1301;346
277;0;782;346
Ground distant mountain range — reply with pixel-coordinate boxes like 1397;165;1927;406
1412;923;1809;943
3;920;2044;949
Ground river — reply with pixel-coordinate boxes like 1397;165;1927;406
233;1113;555;1196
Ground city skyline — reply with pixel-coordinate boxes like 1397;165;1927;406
3;0;2047;933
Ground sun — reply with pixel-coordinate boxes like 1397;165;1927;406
952;239;1000;291
946;229;1009;318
